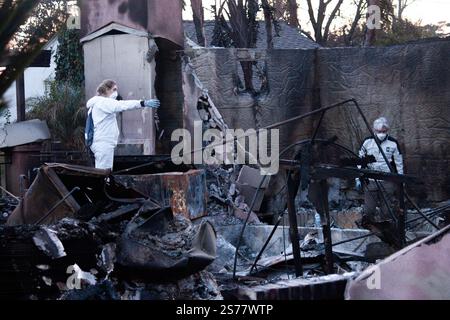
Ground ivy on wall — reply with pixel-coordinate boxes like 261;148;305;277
54;28;84;87
25;26;86;151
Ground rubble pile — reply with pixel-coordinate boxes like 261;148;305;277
0;160;448;300
129;214;196;258
0;210;222;300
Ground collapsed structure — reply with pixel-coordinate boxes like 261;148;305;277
0;0;449;300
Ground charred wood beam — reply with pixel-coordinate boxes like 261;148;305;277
96;203;141;223
15;72;25;122
279;161;418;184
286;170;303;277
232;175;270;279
249;214;283;275
398;183;406;247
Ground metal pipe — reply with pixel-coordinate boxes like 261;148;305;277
406;204;450;226
332;232;376;247
405;193;440;230
320;179;334;274
311;111;325;144
249;215;283;274
286;171;303;277
0;185;20;202
232;174;268;279
373;180;397;223
34;187;80;225
398;183;406;247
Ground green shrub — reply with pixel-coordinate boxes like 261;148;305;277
26;80;86;150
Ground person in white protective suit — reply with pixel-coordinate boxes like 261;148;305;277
86;79;160;170
356;117;404;225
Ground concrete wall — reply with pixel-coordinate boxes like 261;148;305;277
183;39;450;203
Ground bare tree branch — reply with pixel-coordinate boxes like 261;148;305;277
397;0;417;20
286;0;299;27
299;28;315;41
345;0;366;45
306;0;317;30
261;0;273;49
323;0;344;42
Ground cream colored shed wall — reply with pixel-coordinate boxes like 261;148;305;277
83;33;156;155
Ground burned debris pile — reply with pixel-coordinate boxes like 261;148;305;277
0;195;17;224
1;155;449;300
0;162;222;300
0;98;449;300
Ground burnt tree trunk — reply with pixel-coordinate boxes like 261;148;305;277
272;0;285;20
191;0;206;46
261;0;274;49
286;0;299;27
364;0;379;46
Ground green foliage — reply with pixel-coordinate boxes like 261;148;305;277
55;28;84;87
26;81;86;150
25;25;86;150
0;0;41;103
0;0;69;115
378;19;449;46
0;100;12;125
12;0;68;50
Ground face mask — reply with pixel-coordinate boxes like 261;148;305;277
376;133;387;141
109;91;118;100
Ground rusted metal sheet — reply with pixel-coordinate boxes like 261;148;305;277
345;224;450;300
0;119;50;149
7;163;207;225
3;143;42;197
114;170;208;220
80;0;184;48
7;167;80;225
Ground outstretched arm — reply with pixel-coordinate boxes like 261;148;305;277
108;99;142;113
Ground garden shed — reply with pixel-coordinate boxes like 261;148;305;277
81;22;157;155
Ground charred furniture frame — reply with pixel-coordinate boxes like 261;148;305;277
233;99;421;279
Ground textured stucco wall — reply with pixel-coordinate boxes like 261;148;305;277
186;48;317;150
318;40;450;202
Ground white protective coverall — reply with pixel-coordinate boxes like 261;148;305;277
359;136;404;174
358;136;404;221
86;96;142;170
